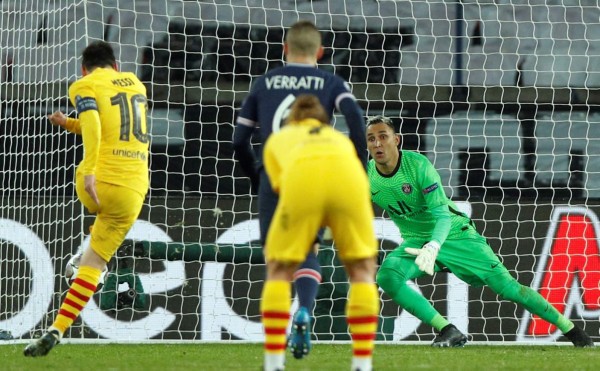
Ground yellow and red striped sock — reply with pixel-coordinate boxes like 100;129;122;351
260;280;291;370
346;282;379;367
52;265;102;334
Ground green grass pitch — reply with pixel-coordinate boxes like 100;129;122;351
1;343;599;370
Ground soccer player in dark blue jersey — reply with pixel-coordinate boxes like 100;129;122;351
233;20;367;360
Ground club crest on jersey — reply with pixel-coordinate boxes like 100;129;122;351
402;183;412;194
423;183;439;195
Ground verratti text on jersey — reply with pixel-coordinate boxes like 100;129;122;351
265;75;325;90
112;149;147;161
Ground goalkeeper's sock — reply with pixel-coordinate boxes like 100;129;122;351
557;317;574;334
52;265;102;334
293;252;322;313
431;314;451;332
261;280;291;371
347;282;379;369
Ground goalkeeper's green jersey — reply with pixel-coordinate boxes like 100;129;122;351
367;150;473;241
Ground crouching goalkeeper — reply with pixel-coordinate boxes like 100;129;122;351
366;116;594;347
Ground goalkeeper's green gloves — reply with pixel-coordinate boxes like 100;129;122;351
405;241;441;275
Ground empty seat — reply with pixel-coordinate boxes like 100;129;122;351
520;2;600;87
399;51;454;86
148;107;185;148
424;111;523;197
463;3;520;86
535;111;600;198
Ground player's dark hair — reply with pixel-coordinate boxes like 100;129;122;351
286;20;321;56
287;94;329;125
367;115;396;132
81;41;116;70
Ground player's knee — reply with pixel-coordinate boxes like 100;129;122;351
345;258;376;282
376;268;406;298
495;278;523;302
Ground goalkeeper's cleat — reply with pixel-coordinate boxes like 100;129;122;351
288;306;311;359
23;329;61;357
565;325;594;347
431;324;467;348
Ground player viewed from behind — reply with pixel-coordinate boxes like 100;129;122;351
261;95;378;371
232;20;367;359
366;116;594;348
24;41;149;357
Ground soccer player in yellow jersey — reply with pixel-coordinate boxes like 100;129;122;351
24;41;149;357
260;95;378;371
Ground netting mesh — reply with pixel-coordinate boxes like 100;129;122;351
1;0;599;343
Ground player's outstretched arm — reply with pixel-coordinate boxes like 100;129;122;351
48;111;82;134
84;174;100;206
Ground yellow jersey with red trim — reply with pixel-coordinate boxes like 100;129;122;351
264;118;361;192
68;68;149;196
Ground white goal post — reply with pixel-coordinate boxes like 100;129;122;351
1;0;599;344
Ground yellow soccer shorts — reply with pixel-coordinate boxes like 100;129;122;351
265;156;377;263
76;173;145;262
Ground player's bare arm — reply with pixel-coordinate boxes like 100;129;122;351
84;174;100;206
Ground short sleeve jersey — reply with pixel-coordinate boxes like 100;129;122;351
368;150;472;240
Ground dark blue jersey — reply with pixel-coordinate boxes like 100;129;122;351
232;63;366;192
238;64;355;141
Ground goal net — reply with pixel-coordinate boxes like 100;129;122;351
1;0;599;344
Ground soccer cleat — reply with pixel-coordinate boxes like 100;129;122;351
565;325;594;347
23;329;61;357
431;324;467;348
288;306;311;359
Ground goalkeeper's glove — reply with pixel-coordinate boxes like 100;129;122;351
405;241;441;276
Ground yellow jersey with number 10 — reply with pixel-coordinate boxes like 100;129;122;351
68;67;149;197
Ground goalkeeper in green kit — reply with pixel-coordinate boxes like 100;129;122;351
366;116;594;347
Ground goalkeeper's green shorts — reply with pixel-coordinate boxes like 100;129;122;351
385;231;510;287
